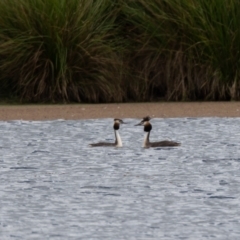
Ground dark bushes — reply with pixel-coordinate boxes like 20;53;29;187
0;0;240;102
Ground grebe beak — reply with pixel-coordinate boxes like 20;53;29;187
134;121;143;126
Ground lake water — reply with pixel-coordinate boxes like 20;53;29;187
0;118;240;240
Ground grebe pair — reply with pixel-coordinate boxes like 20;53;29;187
90;117;180;148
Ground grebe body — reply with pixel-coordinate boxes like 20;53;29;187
135;116;180;148
90;119;125;147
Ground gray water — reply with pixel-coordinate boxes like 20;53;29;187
0;118;240;240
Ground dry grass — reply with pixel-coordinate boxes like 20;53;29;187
0;0;240;102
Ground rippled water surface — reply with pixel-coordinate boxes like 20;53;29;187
1;118;240;239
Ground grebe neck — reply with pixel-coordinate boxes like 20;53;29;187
143;131;150;148
114;130;122;147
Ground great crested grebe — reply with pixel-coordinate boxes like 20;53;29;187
135;116;180;148
90;118;126;147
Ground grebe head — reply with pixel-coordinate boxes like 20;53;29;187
113;118;126;130
135;116;152;132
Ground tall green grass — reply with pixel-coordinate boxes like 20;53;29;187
121;0;240;100
0;0;240;102
0;0;124;102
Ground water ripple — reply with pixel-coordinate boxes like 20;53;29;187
0;117;240;239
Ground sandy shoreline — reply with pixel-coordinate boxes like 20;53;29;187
0;102;239;120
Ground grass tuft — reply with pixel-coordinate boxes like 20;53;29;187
0;0;240;102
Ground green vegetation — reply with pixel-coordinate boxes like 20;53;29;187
0;0;240;103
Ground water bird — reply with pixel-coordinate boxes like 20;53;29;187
90;118;126;147
135;116;180;148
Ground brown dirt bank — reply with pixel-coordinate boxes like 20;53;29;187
0;102;240;121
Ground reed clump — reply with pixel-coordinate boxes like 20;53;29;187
0;0;125;102
0;0;240;102
121;0;240;101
